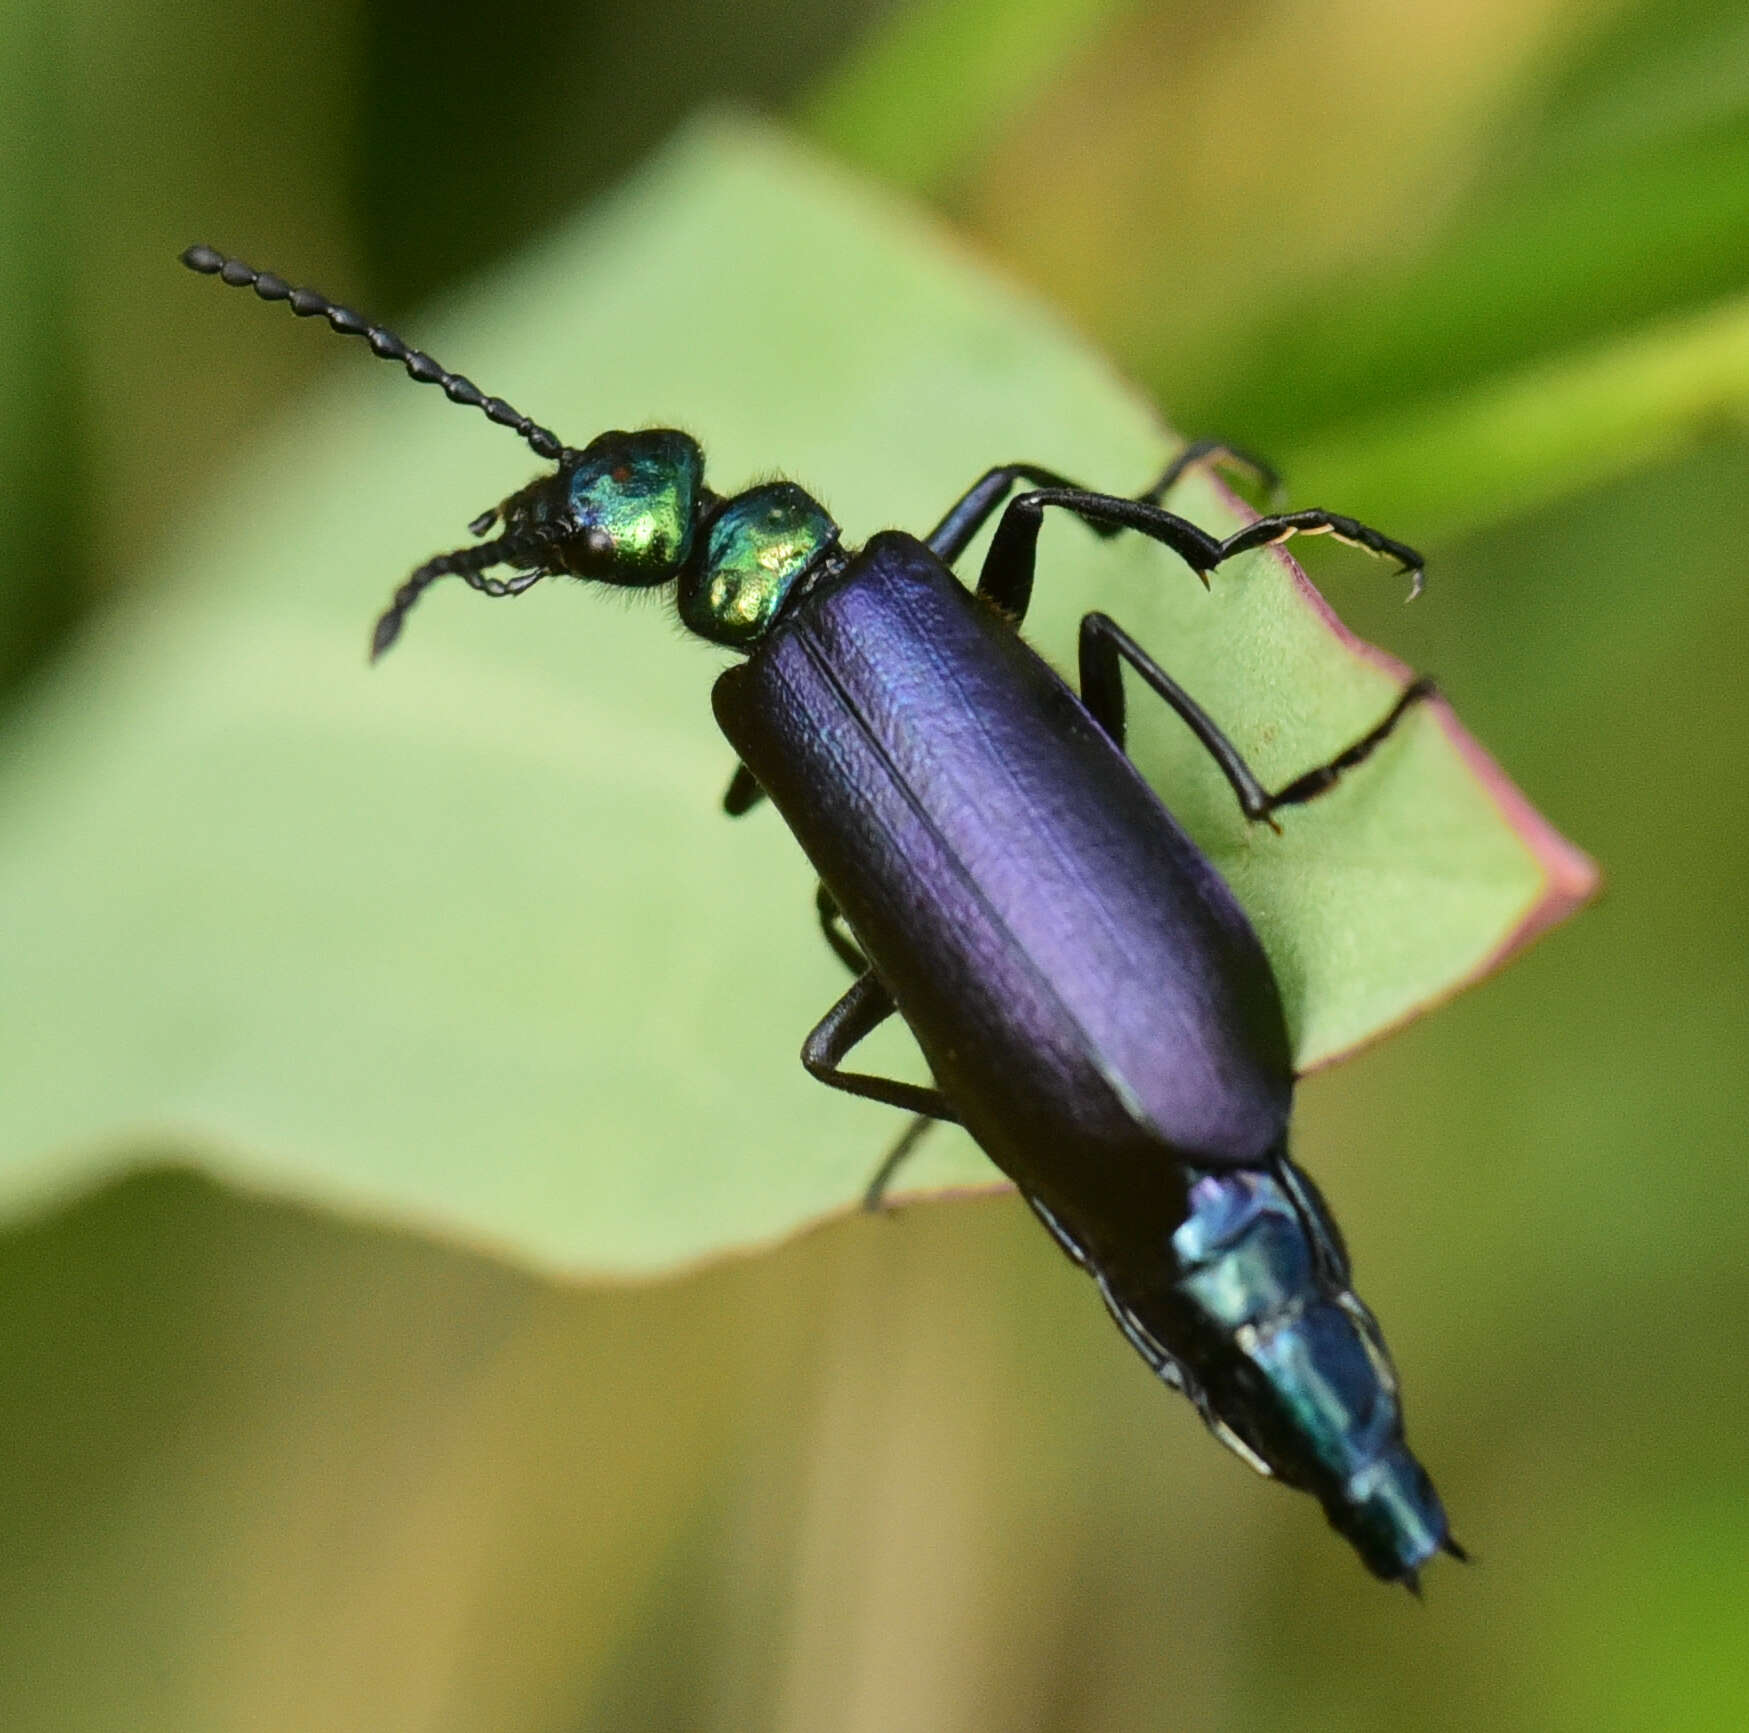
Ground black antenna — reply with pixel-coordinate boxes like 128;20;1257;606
180;245;565;463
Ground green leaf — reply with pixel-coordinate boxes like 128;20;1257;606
0;115;1593;1274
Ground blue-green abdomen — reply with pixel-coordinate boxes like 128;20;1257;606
1163;1164;1451;1581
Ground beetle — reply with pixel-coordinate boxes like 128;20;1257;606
184;243;1466;1588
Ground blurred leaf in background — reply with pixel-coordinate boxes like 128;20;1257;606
1;0;1746;1729
815;0;1749;538
0;3;71;686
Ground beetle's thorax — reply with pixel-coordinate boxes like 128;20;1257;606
678;483;841;647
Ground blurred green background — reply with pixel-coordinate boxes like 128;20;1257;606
2;0;1747;1727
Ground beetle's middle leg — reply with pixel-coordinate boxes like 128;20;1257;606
1079;611;1278;827
1262;675;1440;813
815;881;868;975
721;762;764;816
1078;611;1438;824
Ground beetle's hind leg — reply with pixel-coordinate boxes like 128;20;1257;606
1078;611;1436;824
802;975;960;1204
811;886;944;1208
801;973;957;1123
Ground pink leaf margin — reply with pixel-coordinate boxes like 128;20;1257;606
1223;475;1602;1073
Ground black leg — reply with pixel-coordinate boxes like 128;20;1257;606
975;489;1424;626
810;886;943;1205
925;442;1274;566
1081;608;1435;824
722;762;764;816
1079;612;1278;827
1263;677;1438;812
977;489;1223;622
1214;510;1425;598
802;972;959;1123
862;1115;938;1211
1135;439;1278;509
815;882;869;975
927;463;1088;564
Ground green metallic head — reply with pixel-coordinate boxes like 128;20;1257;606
178;248;846;659
677;482;839;648
499;428;706;587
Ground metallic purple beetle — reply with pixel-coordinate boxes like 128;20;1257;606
185;243;1462;1587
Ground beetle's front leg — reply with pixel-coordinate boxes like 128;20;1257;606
925;441;1274;567
1210;510;1425;598
976;490;1222;623
926;462;1087;564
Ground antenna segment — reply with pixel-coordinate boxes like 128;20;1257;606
180;244;565;463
